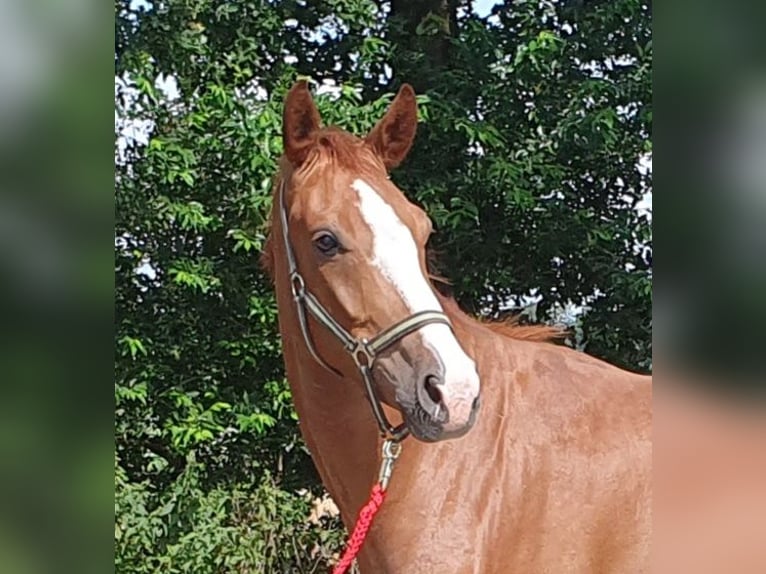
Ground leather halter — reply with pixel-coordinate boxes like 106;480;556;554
278;180;454;441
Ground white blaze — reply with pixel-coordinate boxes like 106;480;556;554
351;179;479;411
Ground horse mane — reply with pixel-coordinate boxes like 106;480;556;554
428;250;563;344
480;316;566;342
435;291;564;344
260;222;275;280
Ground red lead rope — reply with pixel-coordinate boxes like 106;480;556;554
330;483;386;574
330;439;402;574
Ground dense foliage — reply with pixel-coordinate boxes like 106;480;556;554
115;0;651;571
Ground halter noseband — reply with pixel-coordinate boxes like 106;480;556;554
278;180;453;441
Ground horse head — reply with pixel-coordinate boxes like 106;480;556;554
273;81;481;442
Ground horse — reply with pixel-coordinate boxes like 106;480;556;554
262;81;651;573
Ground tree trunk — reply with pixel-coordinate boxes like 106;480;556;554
388;0;459;92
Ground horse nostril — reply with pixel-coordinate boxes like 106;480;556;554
423;374;443;405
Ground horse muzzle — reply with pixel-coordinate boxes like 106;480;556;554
404;372;481;442
380;327;482;442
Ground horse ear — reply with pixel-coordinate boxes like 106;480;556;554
283;80;321;166
365;84;418;170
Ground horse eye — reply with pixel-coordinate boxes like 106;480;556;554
312;232;340;256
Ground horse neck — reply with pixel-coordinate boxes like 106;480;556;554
271;214;381;523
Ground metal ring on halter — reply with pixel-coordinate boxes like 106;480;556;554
351;340;375;369
388;423;409;441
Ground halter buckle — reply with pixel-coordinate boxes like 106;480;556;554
290;272;306;300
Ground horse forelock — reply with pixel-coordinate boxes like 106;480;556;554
299;127;385;179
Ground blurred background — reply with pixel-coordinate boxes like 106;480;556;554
1;1;111;574
0;0;761;572
654;0;766;571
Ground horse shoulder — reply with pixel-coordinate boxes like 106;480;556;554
475;339;652;573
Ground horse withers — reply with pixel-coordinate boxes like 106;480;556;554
262;81;651;573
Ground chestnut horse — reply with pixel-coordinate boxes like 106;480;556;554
263;81;651;573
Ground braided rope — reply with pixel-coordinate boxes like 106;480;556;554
331;483;387;574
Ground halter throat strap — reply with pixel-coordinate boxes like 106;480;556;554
278;180;453;440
